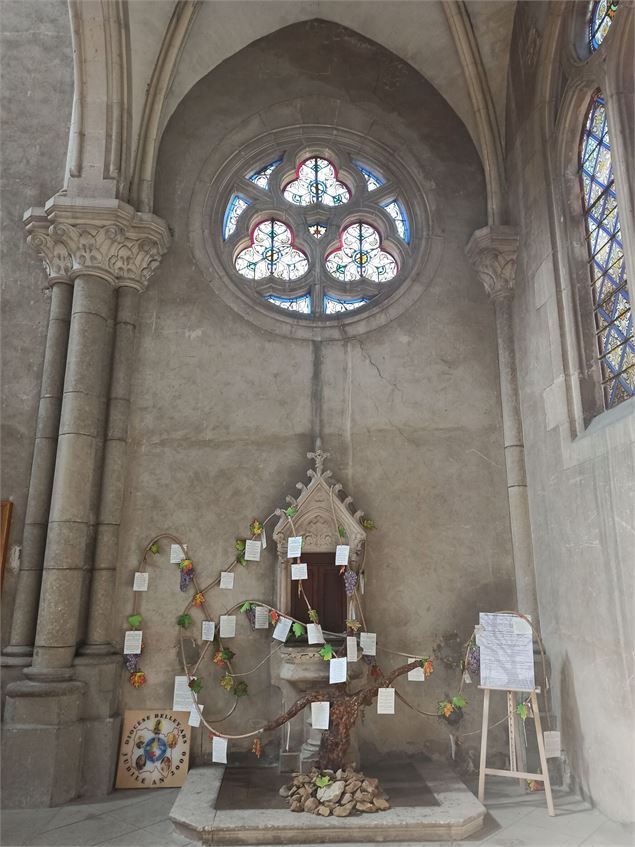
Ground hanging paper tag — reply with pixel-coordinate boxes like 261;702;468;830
291;562;308;580
329;657;347;684
463;670;472;684
188;704;204;727
287;536;302;558
272;617;292;642
202;621;215;641
346;636;358;662
123;631;142;654
307;623;324;644
261;526;267;549
359;632;377;656
173;676;195;711
544;731;561;758
170;544;184;564
254;606;269;629
377;688;395;714
335;545;350;566
244;540;261;561
133;572;148;591
219;571;234;590
311;701;330;730
212;736;228;763
219;616;236;638
408;659;425;681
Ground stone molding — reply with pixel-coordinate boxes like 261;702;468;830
23;197;170;289
465;225;519;301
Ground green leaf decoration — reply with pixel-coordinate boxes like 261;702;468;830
292;622;306;638
220;648;235;662
127;614;142;630
189;677;203;694
516;703;529;721
308;609;319;624
285;506;297;517
319;644;334;661
177;614;193;629
220;673;234;691
249;519;263;536
235;539;246;552
338;526;346;539
236;554;246;567
149;542;160;554
314;775;331;788
452;695;466;709
233;681;249;698
240;602;253;613
361;518;376;531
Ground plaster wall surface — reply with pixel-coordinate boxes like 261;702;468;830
0;0;73;646
114;21;514;769
506;3;634;823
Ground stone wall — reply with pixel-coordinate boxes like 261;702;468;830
114;21;514;767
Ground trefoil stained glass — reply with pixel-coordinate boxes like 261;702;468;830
283;157;350;206
235;220;308;281
326;222;397;283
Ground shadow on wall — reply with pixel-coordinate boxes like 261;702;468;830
560;653;589;801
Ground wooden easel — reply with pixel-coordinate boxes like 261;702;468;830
478;686;555;816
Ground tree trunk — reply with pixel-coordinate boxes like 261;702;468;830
317;697;359;771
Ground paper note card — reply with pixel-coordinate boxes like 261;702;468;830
360;632;376;656
544;731;561;759
307;623;324;644
273;617;292;642
244;540;261;561
347;636;358;662
220;571;234;590
254;606;269;629
133;572;149;591
329;657;347;684
311;702;330;730
219;615;236;638
188;704;204;727
335;545;350;566
170;544;184;564
202;620;215;641
287;536;302;558
377;687;395;714
173;675;195;711
479;612;535;691
462;670;472;684
212;736;228;764
408;658;425;681
123;630;142;654
291;563;308;580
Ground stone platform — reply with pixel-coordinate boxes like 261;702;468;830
169;762;486;844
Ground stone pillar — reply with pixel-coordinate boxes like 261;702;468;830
466;226;539;625
2;198;169;807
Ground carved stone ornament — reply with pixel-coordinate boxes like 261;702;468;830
465;225;519;301
272;440;368;618
23;196;170;289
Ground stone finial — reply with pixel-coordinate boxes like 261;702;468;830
23;197;170;290
465;225;519;301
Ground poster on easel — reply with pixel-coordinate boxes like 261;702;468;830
478;612;535;691
115;710;191;789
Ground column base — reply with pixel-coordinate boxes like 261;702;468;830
2;645;34;658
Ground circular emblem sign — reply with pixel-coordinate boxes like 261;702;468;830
116;710;191;789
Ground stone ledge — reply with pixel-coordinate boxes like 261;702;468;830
170;762;486;844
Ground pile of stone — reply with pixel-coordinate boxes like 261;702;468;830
279;766;390;817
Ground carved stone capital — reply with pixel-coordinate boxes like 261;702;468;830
23;197;170;290
465;225;519;301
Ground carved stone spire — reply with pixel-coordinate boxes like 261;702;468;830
465;225;519;300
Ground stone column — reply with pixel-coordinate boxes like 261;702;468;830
4;244;73;657
466;226;539;625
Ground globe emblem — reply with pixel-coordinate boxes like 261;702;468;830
144;735;168;764
353;250;369;268
263;246;281;264
309;180;326;201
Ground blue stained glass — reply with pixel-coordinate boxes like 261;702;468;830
353;162;384;191
381;200;410;242
266;294;311;314
248;158;283;190
283;157;350;206
324;295;369;315
589;0;619;51
223;195;250;240
580;92;633;408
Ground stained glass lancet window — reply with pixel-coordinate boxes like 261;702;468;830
266;294;311;314
579;92;634;408
248;158;283;189
223;195;250;240
326;222;397;283
382;200;410;242
589;0;619;51
283;157;350;206
324;295;369;314
235;219;308;281
354;162;384;191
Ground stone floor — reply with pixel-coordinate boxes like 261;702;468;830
1;779;633;847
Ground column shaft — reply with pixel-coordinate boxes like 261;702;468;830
5;282;73;656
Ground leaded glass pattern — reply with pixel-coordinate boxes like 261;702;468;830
580;92;634;408
354;162;384;191
382;200;410;242
589;0;619;51
324;295;369;314
223;195;250;240
309;223;327;239
266;294;311;314
283;157;350;206
248;158;283;189
235;219;308;281
326;222;398;283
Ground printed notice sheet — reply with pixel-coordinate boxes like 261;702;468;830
188;704;204;727
212;736;228;763
272;617;292;641
311;702;330;730
123;631;142;654
329;657;347;684
346;636;358;662
254;606;269;629
170;544;184;564
287;536;302;558
219;615;236;638
219;571;234;589
407;658;425;681
291;563;308;580
173;675;195;711
359;632;376;656
335;545;350;566
244;540;261;561
377;687;395;714
544;731;561;758
133;572;149;591
307;623;324;644
201;620;215;641
479;612;535;690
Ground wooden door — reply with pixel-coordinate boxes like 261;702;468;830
289;552;346;633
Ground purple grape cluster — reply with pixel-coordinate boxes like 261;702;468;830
245;607;256;630
179;569;194;592
124;653;139;673
343;568;358;597
466;644;480;675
